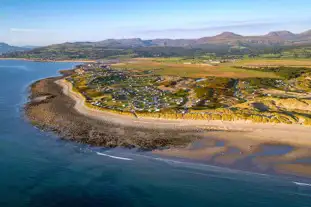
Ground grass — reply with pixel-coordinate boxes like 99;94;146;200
237;59;311;68
70;57;311;126
112;58;279;78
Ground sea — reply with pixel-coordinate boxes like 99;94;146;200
0;60;311;207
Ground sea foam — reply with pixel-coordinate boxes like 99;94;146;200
293;182;311;187
96;152;133;161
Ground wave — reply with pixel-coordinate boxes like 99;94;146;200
130;153;273;181
153;157;184;164
96;152;133;161
293;182;311;187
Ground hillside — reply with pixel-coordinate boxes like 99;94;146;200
59;30;311;48
2;29;311;60
86;29;311;48
0;43;29;54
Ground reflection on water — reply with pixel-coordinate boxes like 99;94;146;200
162;134;311;178
254;145;294;157
294;158;311;164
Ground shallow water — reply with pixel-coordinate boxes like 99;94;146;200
255;145;294;157
1;60;311;207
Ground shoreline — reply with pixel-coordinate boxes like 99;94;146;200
55;75;311;177
25;77;202;149
0;57;96;63
23;72;311;178
57;78;311;148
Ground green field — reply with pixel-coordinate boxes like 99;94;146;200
111;58;280;78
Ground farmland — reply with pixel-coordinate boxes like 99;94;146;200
236;59;311;68
111;58;279;78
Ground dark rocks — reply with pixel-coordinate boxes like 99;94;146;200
24;77;201;150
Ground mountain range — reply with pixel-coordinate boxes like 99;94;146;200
2;29;311;52
1;29;311;60
57;29;311;49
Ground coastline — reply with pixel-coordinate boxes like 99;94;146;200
23;70;311;178
0;57;96;63
56;78;311;148
25;77;202;149
55;76;311;177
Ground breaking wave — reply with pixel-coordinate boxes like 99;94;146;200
96;152;133;161
293;182;311;187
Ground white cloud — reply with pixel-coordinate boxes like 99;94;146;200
9;28;51;33
138;17;311;36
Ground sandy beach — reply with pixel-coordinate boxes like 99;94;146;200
23;74;311;178
56;78;311;148
53;78;311;177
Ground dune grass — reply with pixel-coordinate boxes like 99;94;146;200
237;59;311;68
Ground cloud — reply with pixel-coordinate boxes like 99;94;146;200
141;22;279;34
9;28;52;33
139;18;311;35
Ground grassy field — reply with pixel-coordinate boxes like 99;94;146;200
112;58;280;78
237;59;311;67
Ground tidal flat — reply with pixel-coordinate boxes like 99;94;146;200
25;72;311;178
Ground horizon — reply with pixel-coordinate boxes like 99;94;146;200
2;0;311;46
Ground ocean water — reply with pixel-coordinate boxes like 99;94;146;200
0;60;311;207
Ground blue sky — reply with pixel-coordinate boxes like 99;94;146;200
1;0;311;46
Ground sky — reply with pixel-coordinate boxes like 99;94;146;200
1;0;311;46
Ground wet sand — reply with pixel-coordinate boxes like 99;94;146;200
154;131;311;177
276;164;311;177
25;73;311;178
57;78;311;148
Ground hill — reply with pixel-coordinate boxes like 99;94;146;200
2;29;311;60
90;30;311;48
0;43;30;54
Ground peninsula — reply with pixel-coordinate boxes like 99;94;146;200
26;57;311;144
24;56;311;177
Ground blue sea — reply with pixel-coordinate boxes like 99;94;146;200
0;60;311;207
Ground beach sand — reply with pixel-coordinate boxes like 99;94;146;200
276;164;311;177
57;78;311;148
25;74;311;178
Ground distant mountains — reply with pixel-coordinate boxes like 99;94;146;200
22;45;41;49
0;43;31;54
2;29;311;60
55;29;311;49
2;29;311;52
